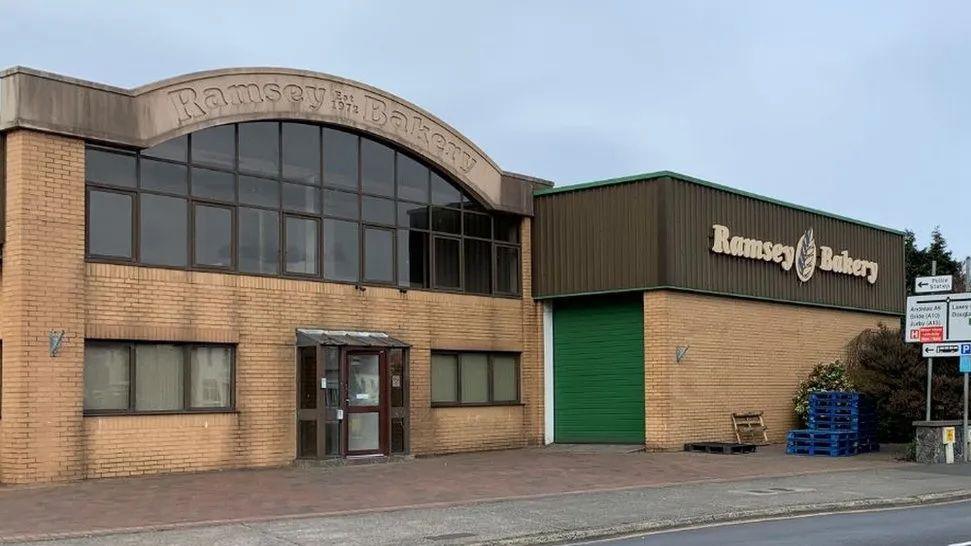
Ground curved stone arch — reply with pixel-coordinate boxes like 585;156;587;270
130;68;503;209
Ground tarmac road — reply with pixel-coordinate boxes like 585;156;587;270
580;499;971;546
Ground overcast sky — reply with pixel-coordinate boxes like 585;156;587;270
2;1;968;259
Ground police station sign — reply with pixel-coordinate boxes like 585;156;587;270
710;225;880;284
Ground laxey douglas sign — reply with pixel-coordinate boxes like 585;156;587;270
710;224;880;284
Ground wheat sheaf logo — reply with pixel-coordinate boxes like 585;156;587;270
794;228;817;282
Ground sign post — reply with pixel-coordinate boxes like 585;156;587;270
927;262;937;421
964;357;969;463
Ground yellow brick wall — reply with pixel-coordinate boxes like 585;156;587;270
644;290;896;449
0;130;545;483
0;131;86;484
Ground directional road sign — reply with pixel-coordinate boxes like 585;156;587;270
915;275;953;294
923;342;971;358
906;294;971;343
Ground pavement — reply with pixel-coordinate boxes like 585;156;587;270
2;444;970;545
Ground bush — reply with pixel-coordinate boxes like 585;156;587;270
844;324;963;442
793;361;854;425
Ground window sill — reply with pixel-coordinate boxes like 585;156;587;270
431;402;524;409
83;409;239;417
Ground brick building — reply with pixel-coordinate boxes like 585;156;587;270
0;67;903;484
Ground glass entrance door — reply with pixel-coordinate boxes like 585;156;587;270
343;350;388;456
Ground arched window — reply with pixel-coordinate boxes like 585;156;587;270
84;121;521;295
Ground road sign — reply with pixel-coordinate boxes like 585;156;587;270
961;356;971;373
950;299;971;341
906;295;948;342
915;275;953;294
923;342;971;357
906;294;971;343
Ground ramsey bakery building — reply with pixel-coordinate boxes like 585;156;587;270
0;67;904;483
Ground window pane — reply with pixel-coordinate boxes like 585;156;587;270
464;239;492;294
397;230;427;288
496;246;520;294
396;154;428;202
238;208;280;274
84;344;130;411
348;354;381;406
362;196;395;225
364;228;394;283
239;175;280;208
286;216;319;275
88;190;132;258
283;183;321;214
299;420;318;458
463;194;486;212
464;212;491;239
361;138;394;197
135;344;184;411
238;122;279;177
432;207;461;234
282;123;320;184
495;215;520;243
348;413;380;451
191;125;235;169
323;128;358;190
86;149;136;187
140;194;187;266
492;355;517;402
323;189;359;219
189;346;232;408
141;158;187;194
397;202;428;229
431;172;461;207
431;354;458;403
460;353;489;403
324;219;359;282
194;205;232;267
143;136;187;162
434;237;460;289
191;167;235;201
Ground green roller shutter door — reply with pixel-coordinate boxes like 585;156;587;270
553;295;645;444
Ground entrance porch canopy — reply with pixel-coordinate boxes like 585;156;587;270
295;329;410;348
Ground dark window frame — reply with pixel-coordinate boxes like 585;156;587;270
84;121;522;298
83;340;236;416
430;351;521;407
192;201;236;270
284;213;321;277
86;186;137;262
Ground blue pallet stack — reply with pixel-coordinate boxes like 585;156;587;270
787;391;878;456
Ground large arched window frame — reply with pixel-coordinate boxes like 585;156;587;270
84;121;521;296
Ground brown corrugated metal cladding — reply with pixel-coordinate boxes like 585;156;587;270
532;174;905;315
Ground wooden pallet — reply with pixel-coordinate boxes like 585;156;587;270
684;442;758;454
733;411;769;445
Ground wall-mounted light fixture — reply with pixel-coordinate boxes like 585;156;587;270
49;330;65;357
675;345;689;363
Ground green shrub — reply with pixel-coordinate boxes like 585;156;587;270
793;360;854;425
845;324;962;442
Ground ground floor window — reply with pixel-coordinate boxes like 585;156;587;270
83;341;235;414
430;351;519;406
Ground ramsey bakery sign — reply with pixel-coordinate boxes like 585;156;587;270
709;224;879;284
